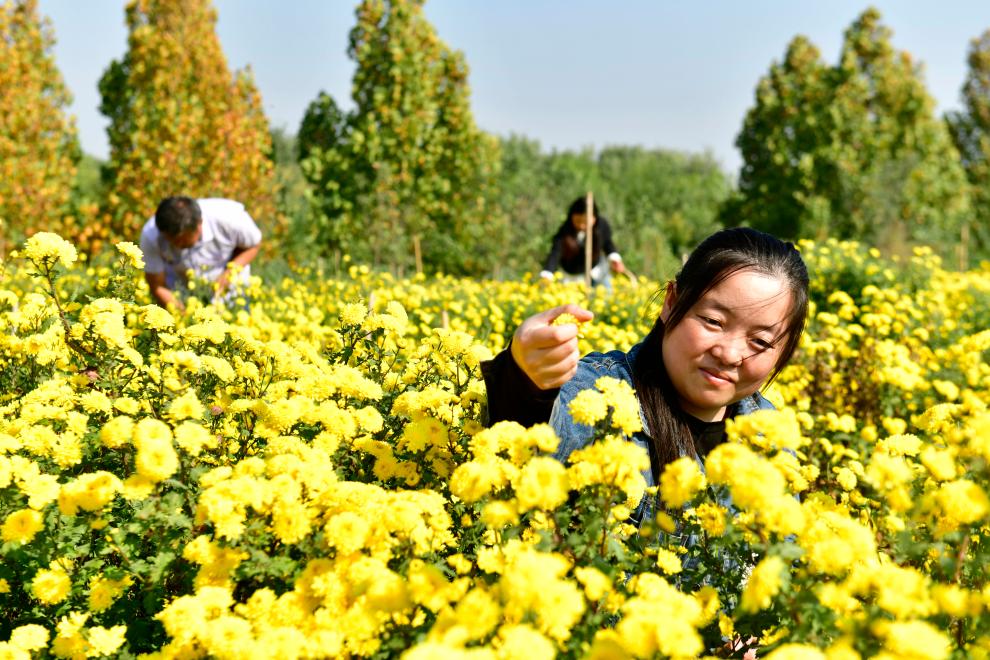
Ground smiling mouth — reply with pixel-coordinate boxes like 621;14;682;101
700;368;734;384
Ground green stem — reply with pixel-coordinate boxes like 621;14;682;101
42;265;94;361
599;494;614;556
952;535;972;648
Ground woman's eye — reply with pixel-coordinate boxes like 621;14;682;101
699;316;722;328
751;338;773;350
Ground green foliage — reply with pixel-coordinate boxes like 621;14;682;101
0;0;79;255
721;36;833;241
268;127;312;262
493;136;730;280
948;29;990;265
486;135;568;278
596;146;729;273
299;0;501;276
72;153;105;206
726;7;970;261
295;1;727;279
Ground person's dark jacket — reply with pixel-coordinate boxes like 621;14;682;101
542;216;619;275
480;345;558;427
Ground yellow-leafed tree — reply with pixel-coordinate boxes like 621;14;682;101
99;0;280;244
0;0;79;256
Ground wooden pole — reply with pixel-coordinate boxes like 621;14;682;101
413;234;423;275
584;191;595;290
959;221;970;271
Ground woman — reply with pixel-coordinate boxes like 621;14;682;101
484;227;809;516
540;196;626;287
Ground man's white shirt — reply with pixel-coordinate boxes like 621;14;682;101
140;198;262;296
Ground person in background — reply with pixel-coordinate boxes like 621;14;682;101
140;196;262;312
540;196;626;287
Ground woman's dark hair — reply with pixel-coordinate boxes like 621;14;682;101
632;227;810;479
566;196;601;222
155;196;202;236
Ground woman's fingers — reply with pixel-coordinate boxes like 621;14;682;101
523;322;578;348
516;304;592;346
515;338;580;389
511;304;592;390
532;356;579;389
526;303;593;329
555;303;594;323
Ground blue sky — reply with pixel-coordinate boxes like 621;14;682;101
36;1;990;174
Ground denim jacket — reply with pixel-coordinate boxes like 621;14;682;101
549;342;775;525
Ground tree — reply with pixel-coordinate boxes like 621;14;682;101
299;0;500;275
0;0;79;255
947;29;990;263
721;36;834;239
726;8;970;256
298;91;364;267
421;49;502;274
99;0;279;244
831;9;969;249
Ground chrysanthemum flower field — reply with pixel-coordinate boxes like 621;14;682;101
1;233;988;659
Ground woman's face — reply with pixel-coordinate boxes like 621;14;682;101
570;213;590;232
661;269;793;422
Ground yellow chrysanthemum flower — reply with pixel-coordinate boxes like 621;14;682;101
514;456;568;512
740;555;786;613
24;232;77;268
568;389;609;427
31;564;71;605
1;508;44;543
659;456;706;509
9;623;49;651
115;241;145;269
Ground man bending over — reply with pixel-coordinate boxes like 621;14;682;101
140;196;262;311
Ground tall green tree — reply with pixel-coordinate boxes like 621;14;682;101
99;0;279;244
832;9;969;248
422;49;502;274
296;91;351;263
0;0;79;254
299;0;500;275
725;8;970;256
721;36;834;240
948;29;990;263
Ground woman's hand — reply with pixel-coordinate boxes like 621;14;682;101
510;304;593;390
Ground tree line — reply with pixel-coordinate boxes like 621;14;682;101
2;0;989;277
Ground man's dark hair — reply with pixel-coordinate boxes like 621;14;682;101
154;197;202;236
